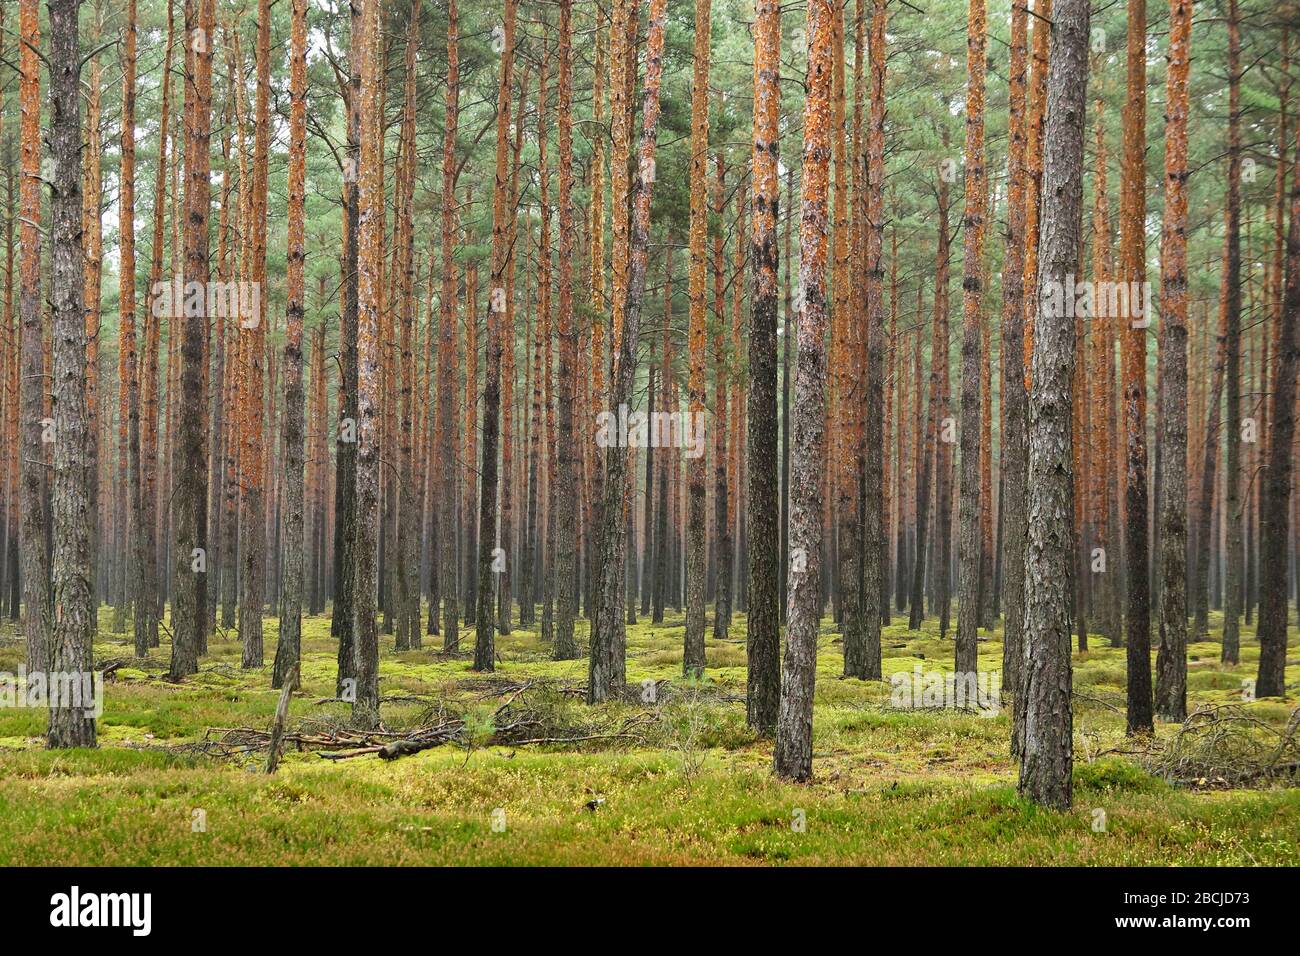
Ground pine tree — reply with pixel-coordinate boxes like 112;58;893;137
746;0;781;732
589;0;669;703
1221;0;1245;665
999;0;1030;722
474;0;520;672
1120;0;1153;735
241;0;272;670
955;0;987;678
774;0;833;783
171;0;217;679
438;0;462;650
333;0;363;689
352;0;385;725
554;0;580;661
119;0;146;659
1019;0;1091;811
1155;0;1193;723
856;0;888;679
683;0;712;678
1258;78;1300;700
47;0;97;749
274;0;310;691
18;0;47;676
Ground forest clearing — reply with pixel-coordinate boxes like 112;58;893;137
1;0;1300;880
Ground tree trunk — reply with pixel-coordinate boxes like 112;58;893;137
1088;76;1121;651
553;0;580;660
140;3;172;649
3;100;17;626
333;0;362;689
170;0;216;680
1021;0;1050;385
589;0;668;703
832;0;861;670
1019;0;1090;810
528;48;551;631
18;0;48;676
1257;97;1300;700
462;247;479;628
712;156;732;641
351;0;384;726
474;0;519;672
119;0;146;660
781;167;794;624
1155;0;1192;723
746;0;781;731
222;35;242;634
273;0;309;692
586;11;608;626
497;73;526;638
1190;264;1228;639
438;0;461;650
856;0;887;680
683;0;712;678
1221;0;1244;665
47;0;97;749
774;0;832;783
393;0;421;654
241;0;271;670
641;359;656;618
540;189;558;642
1120;0;1153;735
955;0;987;678
653;261;674;626
910;175;950;632
82;10;103;622
207;90;234;641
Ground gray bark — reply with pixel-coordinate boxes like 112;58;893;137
1018;0;1090;810
47;0;97;749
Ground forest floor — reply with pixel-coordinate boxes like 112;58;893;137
0;605;1296;865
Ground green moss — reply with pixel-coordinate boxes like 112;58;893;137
0;606;1293;865
1074;757;1168;794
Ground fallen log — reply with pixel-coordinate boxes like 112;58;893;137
377;730;459;760
317;746;386;760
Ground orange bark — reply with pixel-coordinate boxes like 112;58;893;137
1021;0;1051;387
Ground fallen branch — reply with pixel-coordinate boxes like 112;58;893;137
201;678;654;765
317;746;386;760
1148;702;1300;788
376;726;462;760
265;682;295;774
